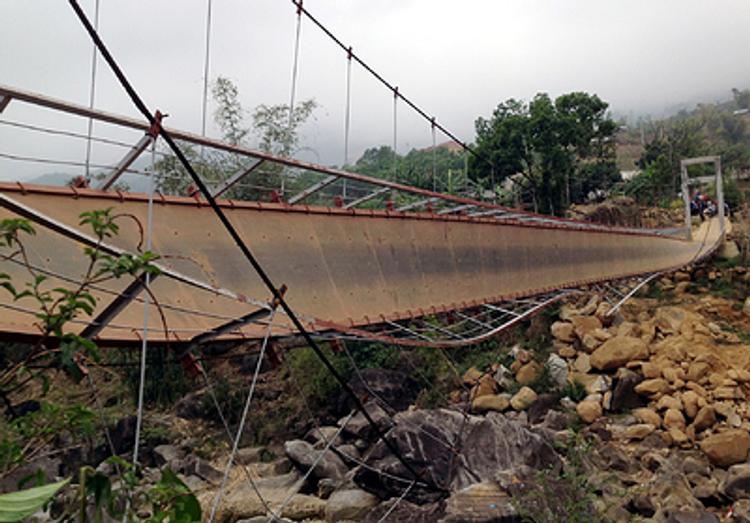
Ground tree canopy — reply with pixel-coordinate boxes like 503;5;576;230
469;92;620;215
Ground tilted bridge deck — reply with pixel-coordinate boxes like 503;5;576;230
0;183;723;347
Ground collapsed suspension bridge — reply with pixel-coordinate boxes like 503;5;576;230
0;0;731;519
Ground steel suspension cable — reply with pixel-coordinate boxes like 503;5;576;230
208;308;277;523
393;87;398;179
131;138;156;467
201;0;213;140
283;0;303;196
67;0;439;493
343;46;352;199
84;0;100;179
288;0;495;172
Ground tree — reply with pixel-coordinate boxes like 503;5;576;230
470;92;619;215
733;88;750;110
153;77;317;201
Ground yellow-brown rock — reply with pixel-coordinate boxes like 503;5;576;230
633;408;661;427
571;316;602;340
590;336;649;371
625;424;655;440
663;408;686;431
515;362;542;386
681;390;700;419
635;378;671;397
510;387;537;411
462;367;482;386
692;406;717;432
471;394;510;413
473;374;498;398
687;361;711;382
699;429;750;467
576;400;602;424
551;321;575;342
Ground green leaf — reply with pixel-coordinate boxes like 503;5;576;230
0;478;69;522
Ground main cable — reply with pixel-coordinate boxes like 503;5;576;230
288;0;495;172
67;0;440;493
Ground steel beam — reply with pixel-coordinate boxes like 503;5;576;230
187;305;272;348
98;133;153;190
437;204;475;215
344;187;390;209
396;197;438;212
0;95;11;113
80;274;156;339
211;159;265;198
288;174;338;205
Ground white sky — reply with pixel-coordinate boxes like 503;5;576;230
2;0;750;180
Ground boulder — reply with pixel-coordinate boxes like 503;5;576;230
472;374;499;398
353;409;560;503
666;511;720;523
635;379;671;397
590;336;649;371
284;439;348;482
340;401;393;440
571;315;602;340
573;353;591;374
362;500;446;523
610;369;645;412
510;387;537;411
546;354;568;388
347;368;419;412
551;321;575;342
664;409;686;431
463;367;483;386
218;471;325;521
722;464;750;500
471;394;510;413
633;408;662;427
692;406;716;432
325;488;379;522
734;499;750;523
625;424;656;440
515;362;541;386
441;482;517;522
699;430;750;467
576;400;602;424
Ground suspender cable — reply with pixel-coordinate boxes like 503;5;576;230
84;0;100;179
343;46;352;199
201;0;213;141
288;0;496;175
284;0;303;196
431;118;437;192
67;0;440;494
132;137;157;467
392;87;398;179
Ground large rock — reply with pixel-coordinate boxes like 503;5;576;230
216;471;325;520
440;482;517;522
515;362;541;386
325;488;379;522
510;387;537;411
576;400;602;424
354;409;560;503
722;463;750;500
609;369;645;412
571;315;602;340
340;401;394;440
666;512;720;523
551;321;575;342
590;336;649;371
284;439;348;482
699;430;750;467
363;500;446;522
471;394;510;414
346;368;420;412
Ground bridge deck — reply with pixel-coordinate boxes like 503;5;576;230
0;183;723;345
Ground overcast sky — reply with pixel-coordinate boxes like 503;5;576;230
2;0;750;181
